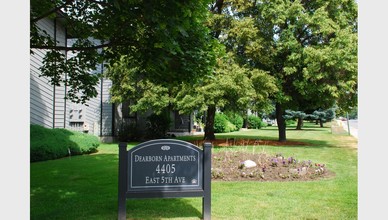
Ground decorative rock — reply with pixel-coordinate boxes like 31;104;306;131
242;160;257;168
299;167;308;176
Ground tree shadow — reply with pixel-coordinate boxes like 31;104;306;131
31;153;202;220
126;198;202;219
286;128;325;131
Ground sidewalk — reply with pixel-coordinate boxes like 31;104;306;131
335;119;358;139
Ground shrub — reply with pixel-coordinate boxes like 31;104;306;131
30;124;100;162
214;113;228;133
225;112;244;131
285;119;296;126
118;122;143;141
145;112;172;139
225;120;237;133
118;122;131;142
214;113;237;133
247;115;264;129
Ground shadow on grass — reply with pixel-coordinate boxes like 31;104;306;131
126;198;202;219
286;128;326;131
31;153;202;220
261;126;327;131
265;123;331;131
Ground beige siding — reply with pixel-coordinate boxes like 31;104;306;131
101;79;113;136
30;17;115;139
30;17;71;129
84;81;102;135
30;18;56;127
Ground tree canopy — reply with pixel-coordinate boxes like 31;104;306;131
175;51;277;139
31;0;358;142
207;0;358;141
31;0;217;103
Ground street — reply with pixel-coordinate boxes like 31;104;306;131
348;119;358;129
345;119;358;139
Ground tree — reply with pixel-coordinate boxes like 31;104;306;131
207;0;281;137
175;52;277;140
284;110;308;130
311;107;336;127
31;0;216;104
347;106;358;119
207;0;358;141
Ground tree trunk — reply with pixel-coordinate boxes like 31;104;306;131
204;105;216;140
319;119;323;127
275;103;286;142
296;117;303;130
242;110;248;128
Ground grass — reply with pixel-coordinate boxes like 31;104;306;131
30;122;358;219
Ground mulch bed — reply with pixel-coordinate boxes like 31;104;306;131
188;138;310;147
188;138;334;182
211;151;335;182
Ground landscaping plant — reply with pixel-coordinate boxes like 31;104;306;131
30;124;99;162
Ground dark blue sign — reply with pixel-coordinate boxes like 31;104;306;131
128;139;203;190
118;139;212;220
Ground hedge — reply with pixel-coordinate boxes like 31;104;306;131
30;124;100;162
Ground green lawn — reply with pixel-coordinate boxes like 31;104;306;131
30;122;358;220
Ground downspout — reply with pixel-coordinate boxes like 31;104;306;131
64;28;67;128
112;103;115;137
53;17;57;128
188;113;191;133
100;73;103;137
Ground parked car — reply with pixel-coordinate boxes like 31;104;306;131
338;117;347;121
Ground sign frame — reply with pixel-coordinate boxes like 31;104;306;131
118;139;212;220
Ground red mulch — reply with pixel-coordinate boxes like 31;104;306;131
188;138;310;147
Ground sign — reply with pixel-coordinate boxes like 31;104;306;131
128;140;202;190
118;139;212;220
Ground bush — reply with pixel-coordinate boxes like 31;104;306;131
247;115;264;129
214;113;228;133
214;113;237;133
225;120;237;133
145;112;172;139
118;122;143;141
30;124;100;162
225;112;244;131
285;119;296;126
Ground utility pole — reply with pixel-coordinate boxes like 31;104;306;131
346;112;351;136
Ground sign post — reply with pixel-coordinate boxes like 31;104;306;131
118;139;212;220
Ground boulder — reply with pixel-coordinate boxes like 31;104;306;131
242;160;257;168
